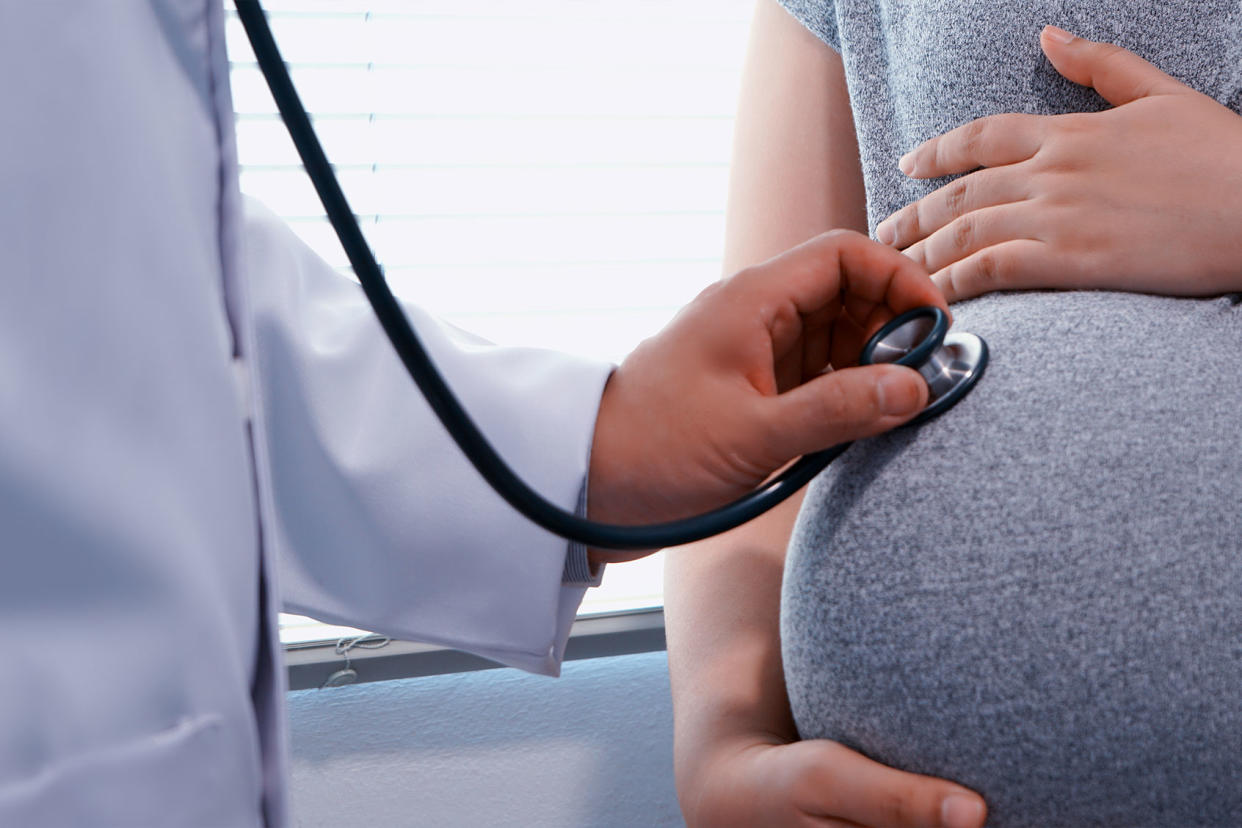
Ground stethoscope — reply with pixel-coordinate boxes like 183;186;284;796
234;1;989;550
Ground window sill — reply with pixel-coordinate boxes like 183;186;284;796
283;607;665;691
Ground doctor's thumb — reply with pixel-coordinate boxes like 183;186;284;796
761;364;927;462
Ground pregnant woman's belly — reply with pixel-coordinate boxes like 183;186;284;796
782;290;1242;827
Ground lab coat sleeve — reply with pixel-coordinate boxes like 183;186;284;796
240;198;613;676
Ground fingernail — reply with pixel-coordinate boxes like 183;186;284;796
941;793;986;828
877;370;922;416
875;221;895;245
1043;25;1076;44
898;153;915;175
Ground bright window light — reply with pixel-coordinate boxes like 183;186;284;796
225;0;753;644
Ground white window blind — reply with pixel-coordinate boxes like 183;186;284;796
224;0;753;644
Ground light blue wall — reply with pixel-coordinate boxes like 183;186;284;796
287;651;682;827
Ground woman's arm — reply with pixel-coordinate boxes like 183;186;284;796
719;0;867;268
665;3;984;826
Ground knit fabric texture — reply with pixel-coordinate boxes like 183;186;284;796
775;2;1242;824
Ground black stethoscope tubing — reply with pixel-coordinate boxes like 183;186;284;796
234;0;923;550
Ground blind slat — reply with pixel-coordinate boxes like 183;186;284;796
234;117;733;167
240;163;727;218
225;13;747;68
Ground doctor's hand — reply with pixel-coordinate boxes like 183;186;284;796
874;26;1242;303
586;230;946;563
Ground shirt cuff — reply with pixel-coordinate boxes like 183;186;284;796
562;480;604;586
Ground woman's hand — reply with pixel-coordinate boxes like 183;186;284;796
683;735;986;828
874;26;1242;303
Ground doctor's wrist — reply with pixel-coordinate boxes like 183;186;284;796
585;368;671;564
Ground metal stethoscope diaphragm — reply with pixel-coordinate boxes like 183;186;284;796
860;306;989;426
235;0;989;549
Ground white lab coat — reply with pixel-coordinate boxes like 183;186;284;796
0;3;611;825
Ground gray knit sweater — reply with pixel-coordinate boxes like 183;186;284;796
776;2;1242;825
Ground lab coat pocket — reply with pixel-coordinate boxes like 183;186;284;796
0;714;259;828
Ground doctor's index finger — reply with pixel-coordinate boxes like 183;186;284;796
836;233;951;329
750;229;948;322
900;113;1048;179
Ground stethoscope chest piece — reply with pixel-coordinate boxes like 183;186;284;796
859;306;988;426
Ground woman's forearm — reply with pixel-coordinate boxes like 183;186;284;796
665;494;806;803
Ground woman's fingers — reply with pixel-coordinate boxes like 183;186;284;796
931;238;1060;302
788;740;987;828
899;113;1048;179
686;738;985;828
876;166;1031;249
903;204;1037;275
